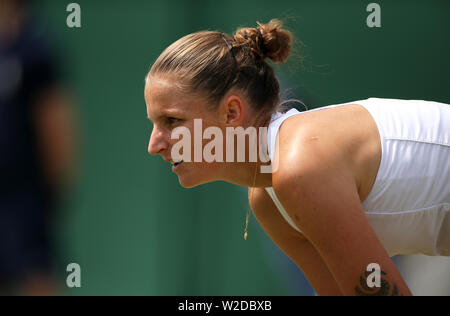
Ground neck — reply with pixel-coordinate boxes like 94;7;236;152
218;113;275;187
208;108;275;187
220;161;273;188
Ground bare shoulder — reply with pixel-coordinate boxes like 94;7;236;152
273;103;381;202
277;104;369;162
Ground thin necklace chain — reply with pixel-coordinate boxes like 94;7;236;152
244;164;258;240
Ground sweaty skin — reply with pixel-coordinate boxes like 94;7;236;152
249;103;412;296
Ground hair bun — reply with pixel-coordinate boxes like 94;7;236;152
234;19;293;63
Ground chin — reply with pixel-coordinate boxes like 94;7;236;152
177;163;221;188
178;178;199;188
177;174;215;188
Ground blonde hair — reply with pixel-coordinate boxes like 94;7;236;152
148;19;293;121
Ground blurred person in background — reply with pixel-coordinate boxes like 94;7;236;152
0;0;76;295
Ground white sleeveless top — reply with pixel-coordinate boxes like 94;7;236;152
264;97;450;256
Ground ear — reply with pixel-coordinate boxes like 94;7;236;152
222;95;245;126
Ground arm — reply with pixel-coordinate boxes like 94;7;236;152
249;187;343;295
272;133;412;296
33;86;77;190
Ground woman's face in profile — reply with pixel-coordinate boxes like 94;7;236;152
145;75;226;188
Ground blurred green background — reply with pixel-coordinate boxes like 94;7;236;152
33;0;449;295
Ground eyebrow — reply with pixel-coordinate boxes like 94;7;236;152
147;109;183;123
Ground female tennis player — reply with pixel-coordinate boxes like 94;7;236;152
144;19;449;296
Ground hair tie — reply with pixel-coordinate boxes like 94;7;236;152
221;33;239;84
256;27;268;57
221;33;238;68
221;33;233;51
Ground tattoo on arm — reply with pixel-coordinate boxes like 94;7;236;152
354;270;401;296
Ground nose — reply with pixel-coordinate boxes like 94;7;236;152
148;125;169;156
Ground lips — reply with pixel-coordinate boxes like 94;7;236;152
164;157;184;170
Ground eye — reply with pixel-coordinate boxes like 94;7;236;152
167;117;181;125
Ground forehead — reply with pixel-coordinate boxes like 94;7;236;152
145;76;199;119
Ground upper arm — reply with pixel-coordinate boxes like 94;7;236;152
34;87;76;186
249;188;343;296
272;130;412;296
